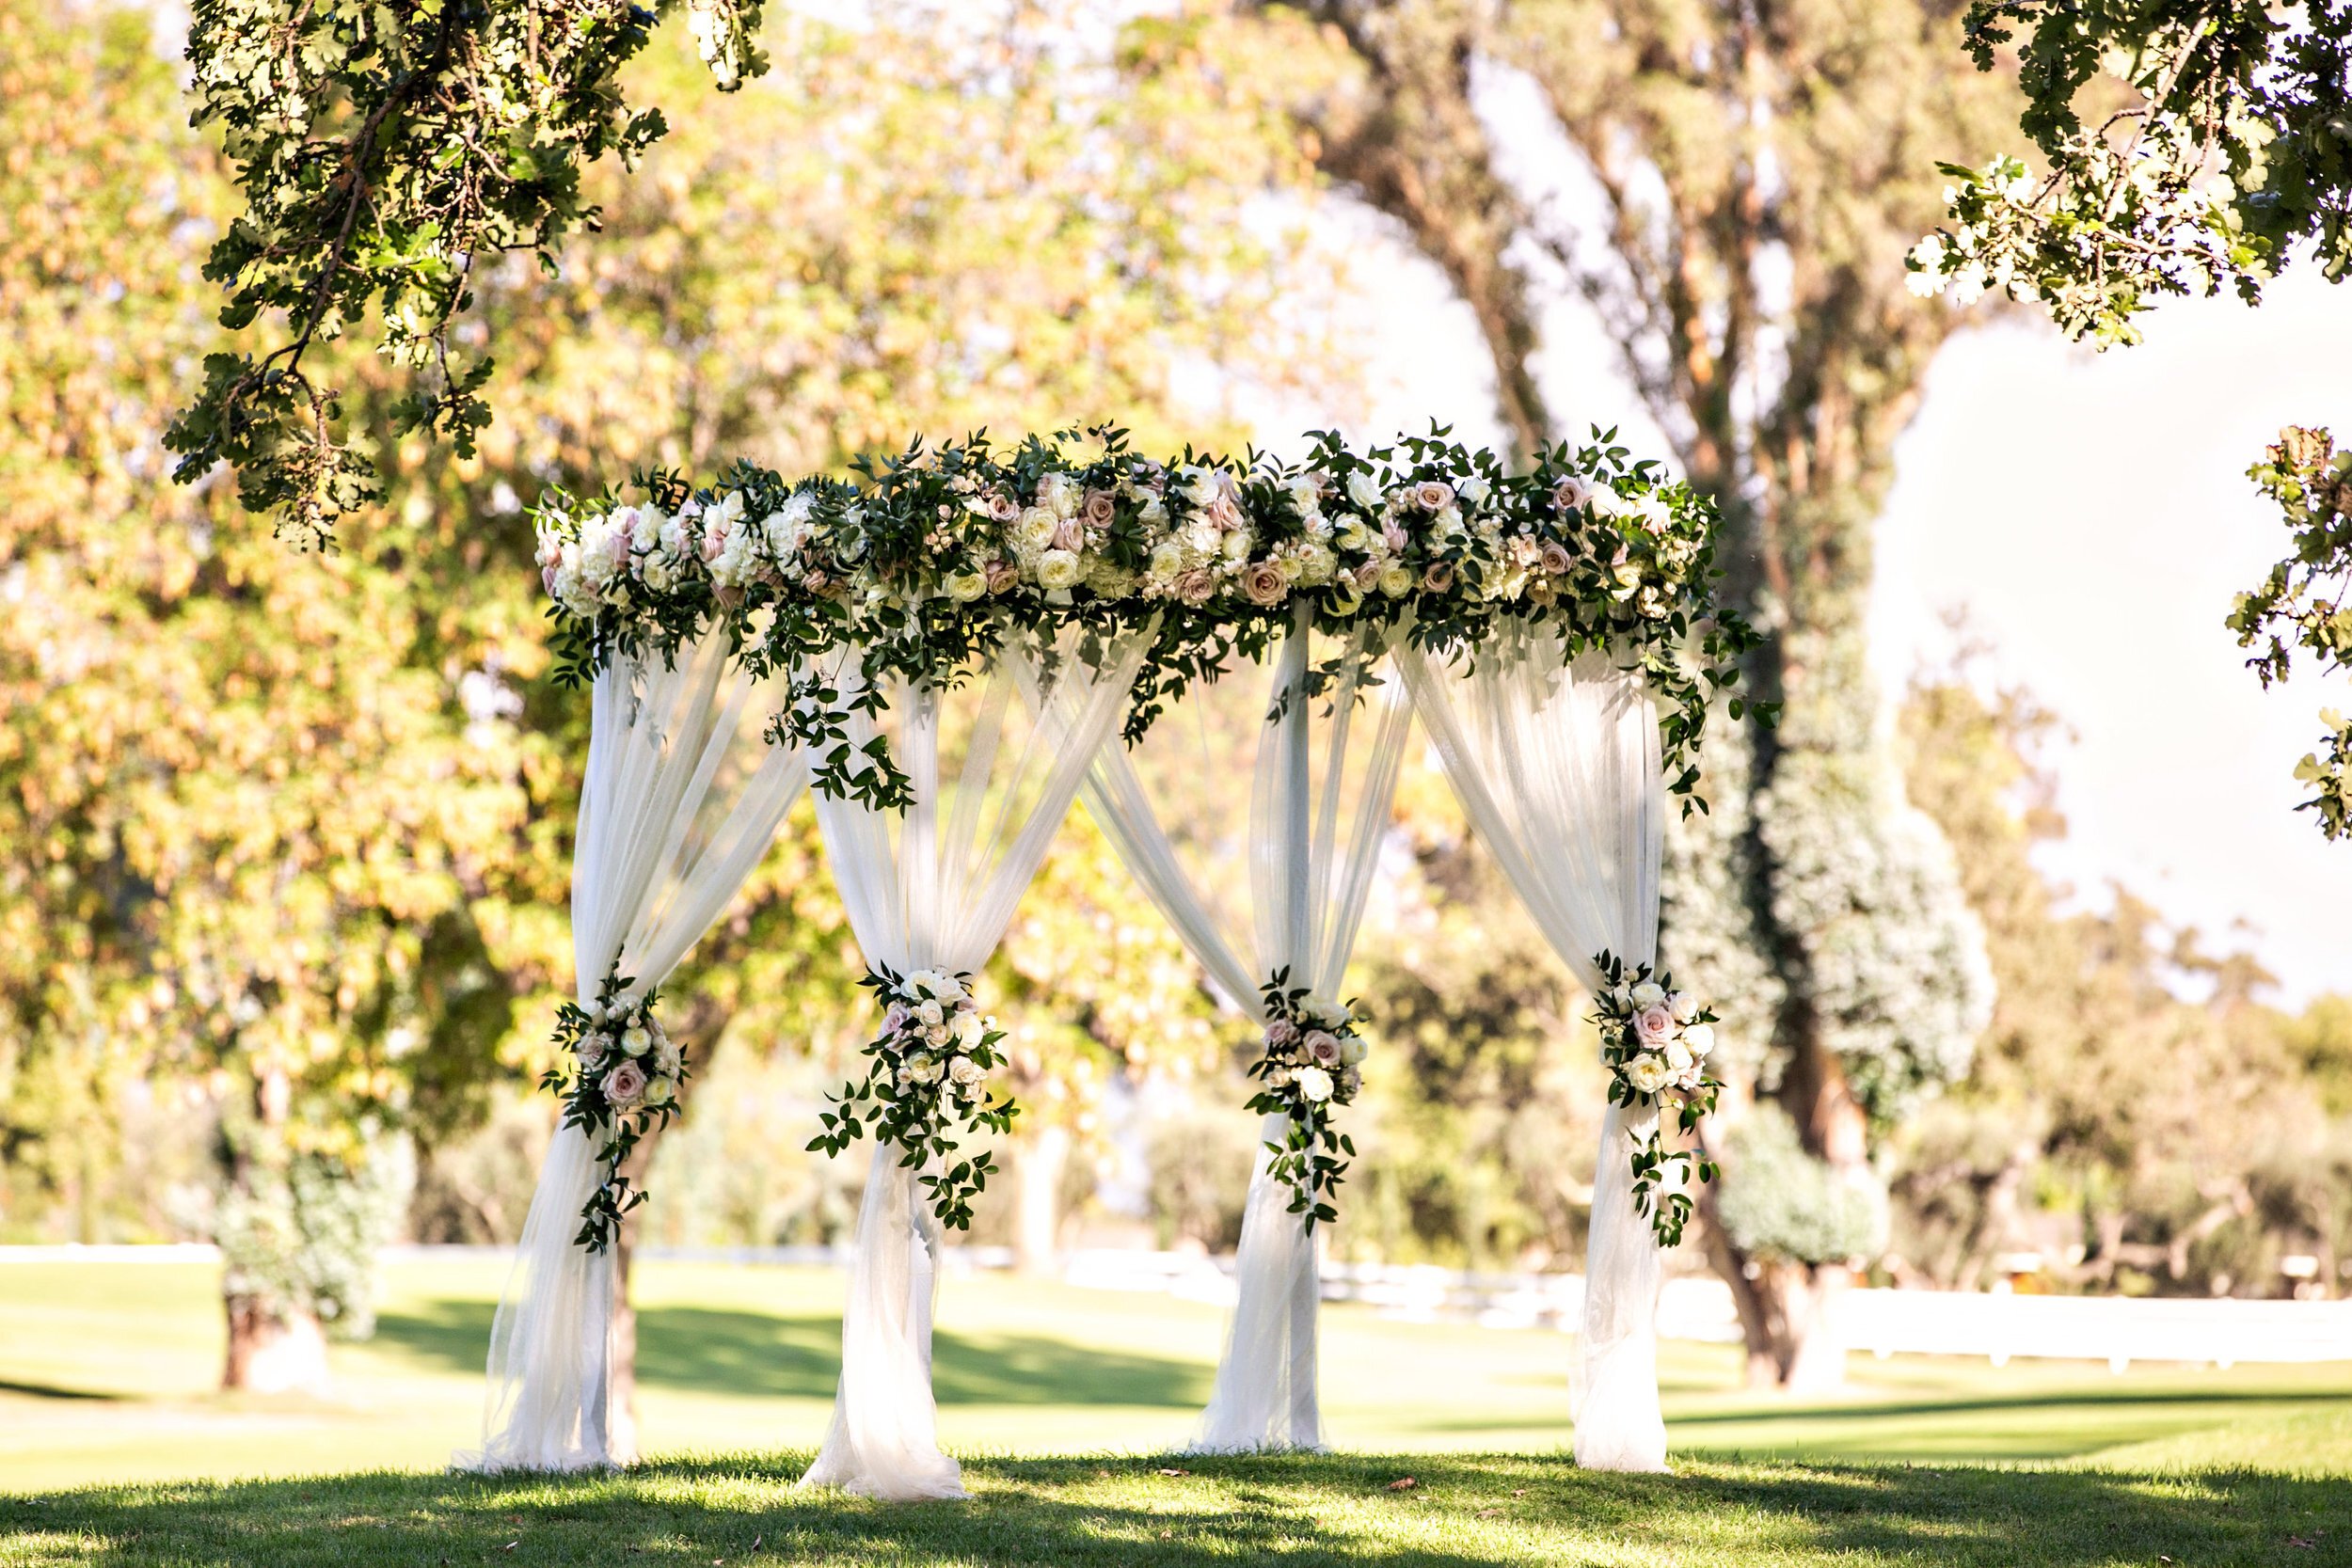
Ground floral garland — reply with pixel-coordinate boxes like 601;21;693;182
805;965;1017;1229
1245;970;1369;1232
533;426;1762;809
541;972;689;1253
1590;953;1723;1248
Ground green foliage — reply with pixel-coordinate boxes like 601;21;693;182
1713;1104;1884;1267
538;427;1753;813
167;0;768;547
1892;671;2352;1294
1913;0;2352;341
2231;426;2352;837
215;1122;416;1339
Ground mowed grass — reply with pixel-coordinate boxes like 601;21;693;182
4;1257;2351;1566
4;1452;2347;1567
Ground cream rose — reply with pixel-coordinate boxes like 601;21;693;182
1035;549;1083;591
945;570;988;602
1682;1022;1716;1057
1295;1065;1335;1102
1624;1053;1672;1095
1629;982;1666;1008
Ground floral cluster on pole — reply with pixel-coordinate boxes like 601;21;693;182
1244;970;1369;1232
1590;953;1722;1248
805;966;1016;1229
542;971;690;1252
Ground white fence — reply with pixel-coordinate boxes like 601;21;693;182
9;1244;2350;1367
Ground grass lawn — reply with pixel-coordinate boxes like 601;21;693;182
2;1259;2348;1564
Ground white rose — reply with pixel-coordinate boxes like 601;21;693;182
1377;562;1413;596
643;1075;675;1108
1629;982;1666;1008
948;1055;985;1087
1669;990;1697;1023
1682;1023;1716;1057
1148;540;1187;581
622;1025;652;1057
916;999;945;1028
1295;1066;1334;1102
945;570;988;602
1338;1035;1368;1067
1458;474;1490;507
1220;529;1254;562
652;1039;683;1078
1035;549;1083;591
1664;1038;1693;1072
1624;1053;1672;1095
952;1011;985;1046
1011;507;1057;556
1345;470;1384;511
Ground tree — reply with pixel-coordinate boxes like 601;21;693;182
1;4;548;1385
1895;665;2352;1299
1233;0;2011;1386
166;0;770;546
10;0;1347;1402
1905;0;2352;835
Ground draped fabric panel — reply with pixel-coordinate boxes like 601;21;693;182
797;622;1154;1500
1395;626;1669;1473
1081;610;1410;1452
460;627;807;1472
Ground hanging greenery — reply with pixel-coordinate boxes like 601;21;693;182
531;424;1763;806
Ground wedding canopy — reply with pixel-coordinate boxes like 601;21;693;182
463;426;1753;1488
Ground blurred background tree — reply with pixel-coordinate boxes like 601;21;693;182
1235;0;2012;1386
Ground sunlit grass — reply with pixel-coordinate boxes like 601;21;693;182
2;1259;2347;1497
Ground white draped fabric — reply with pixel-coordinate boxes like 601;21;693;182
797;623;1154;1501
461;626;808;1472
1396;626;1668;1472
1082;612;1411;1452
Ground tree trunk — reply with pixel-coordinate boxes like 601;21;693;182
1011;1121;1072;1275
1704;1032;1867;1390
222;1291;332;1395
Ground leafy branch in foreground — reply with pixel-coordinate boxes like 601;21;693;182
1907;0;2350;340
2232;426;2352;839
166;0;768;548
1912;0;2351;838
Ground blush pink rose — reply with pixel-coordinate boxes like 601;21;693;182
1422;561;1455;593
1051;516;1085;552
1084;489;1117;526
1265;1018;1301;1047
1414;480;1454;512
1175;567;1216;605
1241;561;1289;606
1635;1004;1676;1044
602;1059;649;1108
1539;540;1573;575
1307;1031;1343;1067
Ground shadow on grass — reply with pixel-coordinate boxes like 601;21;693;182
377;1300;1211;1409
0;1378;122;1402
5;1452;2345;1567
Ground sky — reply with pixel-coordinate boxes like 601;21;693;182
1290;208;2352;1009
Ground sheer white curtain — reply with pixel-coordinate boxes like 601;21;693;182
797;621;1154;1501
460;626;808;1473
1081;610;1411;1451
1396;625;1668;1472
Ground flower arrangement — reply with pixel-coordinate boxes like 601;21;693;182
1245;969;1369;1232
533;426;1762;809
541;971;689;1252
1590;952;1723;1247
805;965;1018;1229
